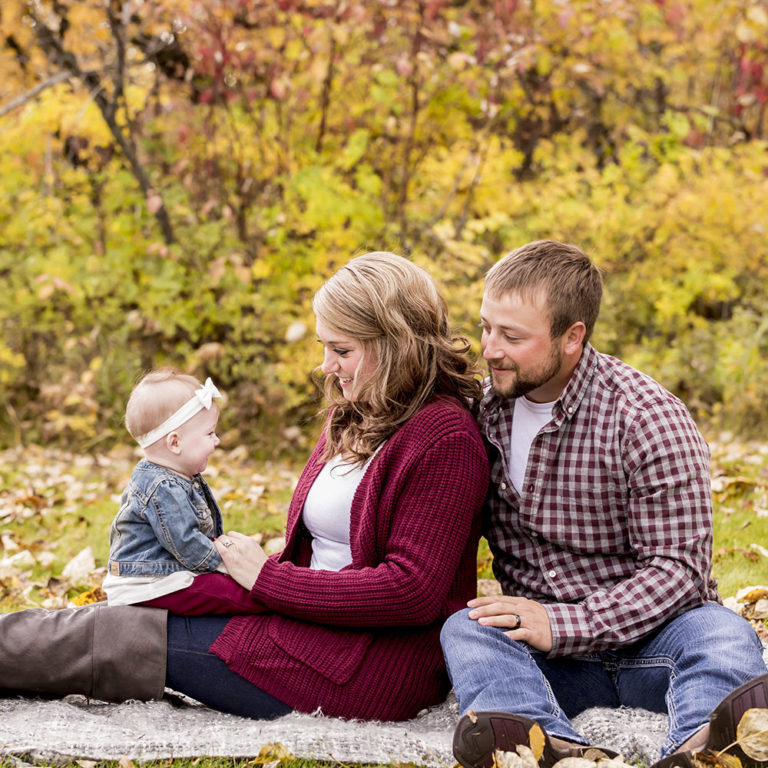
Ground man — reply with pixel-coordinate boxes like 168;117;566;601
441;240;768;768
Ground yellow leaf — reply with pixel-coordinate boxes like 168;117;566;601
266;26;286;49
528;721;546;761
736;22;757;43
691;751;742;768
746;6;768;26
250;743;295;764
737;708;768;760
741;588;768;603
71;586;107;606
252;260;271;279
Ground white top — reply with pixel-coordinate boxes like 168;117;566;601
302;451;378;571
103;561;228;605
103;570;195;605
509;396;555;493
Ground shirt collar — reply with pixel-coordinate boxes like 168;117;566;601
479;343;599;426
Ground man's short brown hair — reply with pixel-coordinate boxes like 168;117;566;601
485;240;603;342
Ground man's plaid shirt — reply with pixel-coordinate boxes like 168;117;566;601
479;344;720;657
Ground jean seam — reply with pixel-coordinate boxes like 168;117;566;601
167;646;216;657
663;666;679;755
615;653;680;755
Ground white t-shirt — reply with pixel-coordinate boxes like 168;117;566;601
509;396;555;493
302;451;378;571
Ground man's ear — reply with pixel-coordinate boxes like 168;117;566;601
563;321;587;355
166;431;182;455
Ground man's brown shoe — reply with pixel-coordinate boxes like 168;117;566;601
653;673;768;768
453;710;617;768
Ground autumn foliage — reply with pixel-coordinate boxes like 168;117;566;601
0;0;767;450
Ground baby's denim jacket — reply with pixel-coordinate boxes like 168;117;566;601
108;459;224;576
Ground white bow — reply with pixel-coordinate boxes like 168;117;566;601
194;378;221;410
135;377;222;449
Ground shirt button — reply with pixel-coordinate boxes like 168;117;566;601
500;482;507;490
527;484;534;493
548;569;557;578
567;406;573;414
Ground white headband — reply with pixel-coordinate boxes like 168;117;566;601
136;377;222;449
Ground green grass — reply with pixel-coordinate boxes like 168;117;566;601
709;435;768;598
0;445;299;609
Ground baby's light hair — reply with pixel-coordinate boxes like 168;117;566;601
125;369;207;442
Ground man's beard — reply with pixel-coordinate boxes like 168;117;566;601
490;345;563;400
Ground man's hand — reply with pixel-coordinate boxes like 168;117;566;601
467;595;553;652
214;531;269;591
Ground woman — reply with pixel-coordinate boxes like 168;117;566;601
0;252;489;722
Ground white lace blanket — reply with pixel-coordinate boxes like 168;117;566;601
0;691;668;766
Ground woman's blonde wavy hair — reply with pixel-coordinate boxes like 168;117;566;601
312;251;482;465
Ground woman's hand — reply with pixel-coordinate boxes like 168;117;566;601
467;594;553;652
214;531;269;591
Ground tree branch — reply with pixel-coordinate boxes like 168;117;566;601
0;71;71;118
29;6;176;244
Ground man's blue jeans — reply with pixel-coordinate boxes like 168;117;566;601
441;602;766;757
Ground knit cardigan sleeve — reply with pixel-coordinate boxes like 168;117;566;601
248;402;488;628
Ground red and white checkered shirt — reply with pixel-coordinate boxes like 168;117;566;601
479;344;720;657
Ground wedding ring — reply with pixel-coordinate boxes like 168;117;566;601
221;539;233;548
512;613;521;630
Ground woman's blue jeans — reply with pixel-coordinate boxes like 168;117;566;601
441;602;767;757
166;615;292;719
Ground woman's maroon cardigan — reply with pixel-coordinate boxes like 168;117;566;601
210;396;489;720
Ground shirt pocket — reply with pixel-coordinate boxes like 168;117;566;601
267;616;373;685
547;482;628;553
191;497;216;538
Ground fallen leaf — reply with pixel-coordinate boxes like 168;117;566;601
494;750;526;768
737;708;768;760
250;743;295;764
593;758;635;768
516;744;540;768
739;587;768;603
528;722;546;761
71;586;107;606
62;546;96;582
550;758;598;768
691;750;742;768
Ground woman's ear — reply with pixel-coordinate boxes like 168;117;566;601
166;431;182;455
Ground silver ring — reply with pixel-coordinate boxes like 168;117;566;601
512;613;521;630
221;539;233;548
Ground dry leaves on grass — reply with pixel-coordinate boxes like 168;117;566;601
736;708;768;761
723;585;768;642
493;746;635;768
0;444;298;609
491;708;768;768
684;707;768;768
